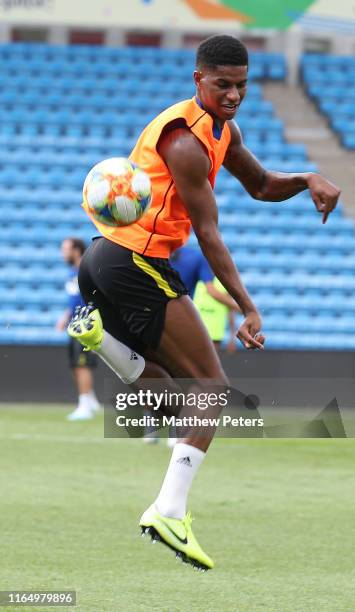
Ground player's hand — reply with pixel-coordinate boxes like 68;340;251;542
237;310;265;350
307;174;341;224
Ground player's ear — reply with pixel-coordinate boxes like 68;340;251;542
194;70;202;86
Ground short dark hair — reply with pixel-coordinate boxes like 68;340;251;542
196;35;248;69
67;237;86;255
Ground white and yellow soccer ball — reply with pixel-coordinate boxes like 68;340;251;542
83;157;152;226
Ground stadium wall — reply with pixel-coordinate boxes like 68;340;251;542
0;0;354;81
1;345;354;407
0;0;354;32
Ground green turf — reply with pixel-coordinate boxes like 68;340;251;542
1;404;354;611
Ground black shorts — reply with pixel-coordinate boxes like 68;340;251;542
78;237;187;354
68;337;97;369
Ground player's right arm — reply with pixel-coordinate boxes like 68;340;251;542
158;126;264;350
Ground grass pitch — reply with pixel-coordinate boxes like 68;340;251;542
1;404;355;611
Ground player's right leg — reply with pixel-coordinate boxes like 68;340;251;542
140;295;228;570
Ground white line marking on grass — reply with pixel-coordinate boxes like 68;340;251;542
0;433;119;444
0;433;246;446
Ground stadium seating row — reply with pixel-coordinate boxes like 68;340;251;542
302;54;355;150
0;44;286;78
1;286;355;305
306;85;355;101
301;53;355;68
1;290;354;311
0;101;275;119
0;65;280;86
0;119;285;140
1;233;354;256
0;148;306;166
4;314;355;333
0;81;198;96
1;66;284;82
2;328;355;349
4;273;355;292
0;225;352;245
0;190;341;217
0;213;350;234
2;86;260;102
2;254;355;275
0;142;304;163
3;309;354;331
0;207;336;226
5;240;355;265
4;311;354;341
1;50;285;63
0;132;287;150
0;162;318;188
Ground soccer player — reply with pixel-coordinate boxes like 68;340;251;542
68;35;340;569
171;245;240;315
171;244;214;298
56;237;100;421
172;246;240;352
193;275;238;352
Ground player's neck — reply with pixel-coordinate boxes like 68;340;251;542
195;96;225;130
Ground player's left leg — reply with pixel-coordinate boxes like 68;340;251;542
68;304;146;383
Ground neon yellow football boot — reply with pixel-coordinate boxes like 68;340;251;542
139;504;214;571
67;303;103;351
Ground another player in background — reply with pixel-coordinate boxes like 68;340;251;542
170;244;213;297
173;245;240;414
69;35;340;570
172;244;240;351
194;276;238;353
56;238;100;421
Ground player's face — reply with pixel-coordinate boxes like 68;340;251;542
61;240;75;265
194;64;248;124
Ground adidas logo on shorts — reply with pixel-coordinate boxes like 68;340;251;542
130;351;139;361
177;456;192;467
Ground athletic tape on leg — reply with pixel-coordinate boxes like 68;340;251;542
95;330;145;384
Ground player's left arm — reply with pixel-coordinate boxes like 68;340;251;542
223;121;341;224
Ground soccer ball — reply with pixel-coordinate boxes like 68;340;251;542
83;157;152;226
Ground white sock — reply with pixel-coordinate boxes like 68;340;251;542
87;390;99;408
155;443;205;519
95;330;145;384
78;393;92;410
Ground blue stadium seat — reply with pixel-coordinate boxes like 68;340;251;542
302;54;355;149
